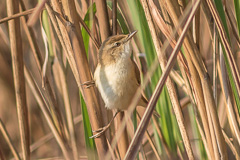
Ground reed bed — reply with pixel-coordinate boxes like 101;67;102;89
0;0;239;159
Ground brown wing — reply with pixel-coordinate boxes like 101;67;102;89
132;59;160;118
132;59;149;104
132;59;141;85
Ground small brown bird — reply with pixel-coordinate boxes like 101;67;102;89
92;31;155;138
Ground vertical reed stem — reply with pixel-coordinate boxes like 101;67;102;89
7;0;30;159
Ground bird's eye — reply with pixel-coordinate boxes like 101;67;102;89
114;42;121;47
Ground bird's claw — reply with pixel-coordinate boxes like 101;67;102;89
92;127;104;133
90;126;109;138
81;81;95;89
90;132;102;138
89;111;120;139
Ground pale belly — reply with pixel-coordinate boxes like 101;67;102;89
94;62;138;110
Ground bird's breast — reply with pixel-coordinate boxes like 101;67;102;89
94;60;137;110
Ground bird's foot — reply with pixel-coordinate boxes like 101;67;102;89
81;80;95;89
89;110;120;138
90;125;109;138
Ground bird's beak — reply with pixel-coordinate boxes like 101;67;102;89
125;30;137;42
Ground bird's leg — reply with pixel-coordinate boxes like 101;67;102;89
81;80;95;89
90;110;120;138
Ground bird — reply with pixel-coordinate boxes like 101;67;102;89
91;31;158;138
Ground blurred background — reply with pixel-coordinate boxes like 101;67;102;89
0;0;240;159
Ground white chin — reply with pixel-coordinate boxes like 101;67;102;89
124;41;131;54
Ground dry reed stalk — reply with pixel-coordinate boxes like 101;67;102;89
95;0;111;41
164;1;217;158
20;6;42;70
57;60;78;160
218;49;240;146
24;67;71;159
144;131;161;160
19;1;67;141
206;0;240;150
7;0;30;159
152;117;174;159
49;2;78;159
222;130;240;159
124;2;199;159
142;0;194;159
47;1;80;86
77;14;100;48
0;145;5;160
27;0;48;26
225;4;240;44
195;116;212;159
218;93;227;127
115;112;129;159
136;113;161;160
0;120;20;160
104;2;200;159
193;5;200;47
69;19;109;159
179;54;214;160
126;110;163;159
106;139;118;160
51;0;108;158
112;0;117;35
165;0;212;154
149;0;194;103
213;24;218;103
169;70;188;93
0;8;34;24
80;0;88;16
17;115;82;154
163;0;227;158
178;52;214;159
30;132;54;152
205;86;220;159
189;62;215;160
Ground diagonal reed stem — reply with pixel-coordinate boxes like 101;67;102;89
0;119;20;160
124;2;200;159
141;0;194;159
